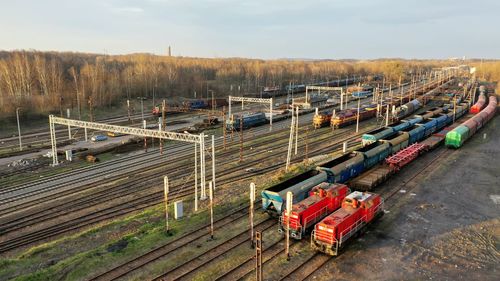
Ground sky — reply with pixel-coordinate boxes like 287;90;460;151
0;0;498;59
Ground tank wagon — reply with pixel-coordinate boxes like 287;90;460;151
261;170;331;216
311;191;383;256
446;95;497;148
279;183;349;239
226;112;267;131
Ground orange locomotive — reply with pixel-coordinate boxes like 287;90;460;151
330;107;377;129
311;191;383;256
279;183;349;240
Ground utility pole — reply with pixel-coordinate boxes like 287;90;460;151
222;106;227;150
163;176;170;234
356;98;361;133
212;135;216;191
285;192;293;261
66;109;71;139
160;100;166;155
286;107;295;171
140;98;144;122
239;118;243;163
209;181;214;240
294;107;299;155
127;99;131;123
88;96;94;122
16;107;22;151
143;120;147;152
305;126;309;161
194;143;198;211
332;109;336;132
249;182;255;248
385;104;390;127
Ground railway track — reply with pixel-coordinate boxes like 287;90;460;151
0;125;366;253
152;219;276;281
0;80;446;255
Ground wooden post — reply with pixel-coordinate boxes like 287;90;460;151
163;176;170;234
209;181;214;239
250;183;255;248
255;231;263;281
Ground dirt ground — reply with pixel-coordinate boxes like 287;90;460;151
310;116;500;281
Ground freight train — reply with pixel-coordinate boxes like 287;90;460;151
445;95;497;148
225;112;267;131
152;98;228;116
261;102;470;217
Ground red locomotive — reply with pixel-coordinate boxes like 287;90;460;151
279;183;349;240
311;191;383;256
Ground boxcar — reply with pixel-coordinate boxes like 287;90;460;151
261;170;330;216
401;115;424;127
361;127;395;146
355;141;391;170
380;131;409;154
317;153;365;183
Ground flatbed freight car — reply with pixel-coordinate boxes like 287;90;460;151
279;183;349;239
311;191;384;256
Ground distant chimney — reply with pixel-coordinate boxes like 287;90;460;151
168;46;171;57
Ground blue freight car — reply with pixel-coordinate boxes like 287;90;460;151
430;114;450;131
402;115;424;126
261;170;330;216
361;127;395;146
416;118;438;137
388;120;412;132
355;141;392;170
317;153;365;183
226;112;267;131
401;125;426;144
351;90;373;99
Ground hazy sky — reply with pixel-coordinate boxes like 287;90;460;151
0;0;498;59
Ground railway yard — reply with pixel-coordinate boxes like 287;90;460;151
0;69;499;281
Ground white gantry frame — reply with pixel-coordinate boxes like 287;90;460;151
49;115;213;210
305;86;346;109
228;96;273;130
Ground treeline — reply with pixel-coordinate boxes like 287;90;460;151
0;50;454;116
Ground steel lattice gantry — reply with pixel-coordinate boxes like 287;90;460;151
228;96;273;130
48;115;213;208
